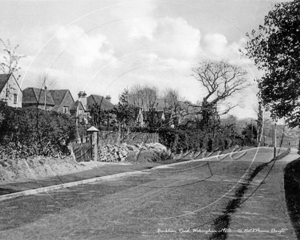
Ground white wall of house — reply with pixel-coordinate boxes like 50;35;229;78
0;76;22;108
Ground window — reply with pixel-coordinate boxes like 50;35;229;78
63;106;69;114
13;94;17;104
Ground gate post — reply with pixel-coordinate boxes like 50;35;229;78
87;126;100;161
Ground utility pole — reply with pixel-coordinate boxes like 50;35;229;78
251;118;253;141
44;86;47;110
76;93;82;143
274;122;277;158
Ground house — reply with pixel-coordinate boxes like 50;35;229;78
141;110;167;127
70;100;88;123
129;99;200;128
71;92;114;113
22;87;75;114
0;73;22;108
70;92;115;124
135;108;144;127
70;100;86;116
87;94;114;111
70;91;90;123
22;87;55;110
49;89;74;114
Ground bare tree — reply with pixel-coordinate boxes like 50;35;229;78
0;39;25;76
36;73;56;110
0;39;25;101
192;60;249;128
128;84;158;110
37;73;56;90
162;88;181;112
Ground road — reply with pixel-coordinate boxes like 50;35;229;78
0;147;298;240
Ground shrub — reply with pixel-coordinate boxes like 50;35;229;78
0;103;77;158
157;126;244;153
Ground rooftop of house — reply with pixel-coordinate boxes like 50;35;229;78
87;94;115;111
50;89;74;111
0;74;21;93
0;74;10;93
50;89;68;105
22;87;55;105
70;100;84;112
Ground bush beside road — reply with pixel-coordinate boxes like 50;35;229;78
284;157;300;240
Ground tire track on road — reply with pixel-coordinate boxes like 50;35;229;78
208;150;290;240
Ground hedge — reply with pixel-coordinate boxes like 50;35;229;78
0;102;76;158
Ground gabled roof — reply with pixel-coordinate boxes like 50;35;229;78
0;73;22;93
22;87;55;105
0;74;10;92
70;100;85;112
50;89;74;111
50;89;68;105
87;94;114;111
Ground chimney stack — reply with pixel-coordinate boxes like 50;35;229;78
78;91;87;110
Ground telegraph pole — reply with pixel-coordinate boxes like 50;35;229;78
251;118;253;142
44;86;47;110
274;122;277;158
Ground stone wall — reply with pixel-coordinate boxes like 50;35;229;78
98;131;159;146
97;142;168;162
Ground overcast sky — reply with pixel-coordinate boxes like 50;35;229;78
0;0;288;119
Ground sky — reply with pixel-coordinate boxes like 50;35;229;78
0;0;289;120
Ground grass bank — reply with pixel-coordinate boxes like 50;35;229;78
284;158;300;239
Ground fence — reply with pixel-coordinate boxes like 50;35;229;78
71;134;93;162
74;135;92;144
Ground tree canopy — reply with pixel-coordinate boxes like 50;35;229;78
192;60;248;130
245;0;300;126
127;84;158;110
0;39;25;77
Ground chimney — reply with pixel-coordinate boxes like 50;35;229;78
78;91;87;110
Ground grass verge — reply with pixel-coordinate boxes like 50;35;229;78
284;158;300;240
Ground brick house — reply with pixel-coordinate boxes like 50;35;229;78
0;74;22;108
70;91;89;123
70;92;115;127
70;100;88;123
22;87;74;114
50;89;74;114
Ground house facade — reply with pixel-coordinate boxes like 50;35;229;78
70;100;89;123
50;89;74;114
0;74;22;108
22;87;75;114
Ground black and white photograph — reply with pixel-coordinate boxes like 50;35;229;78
0;0;299;239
